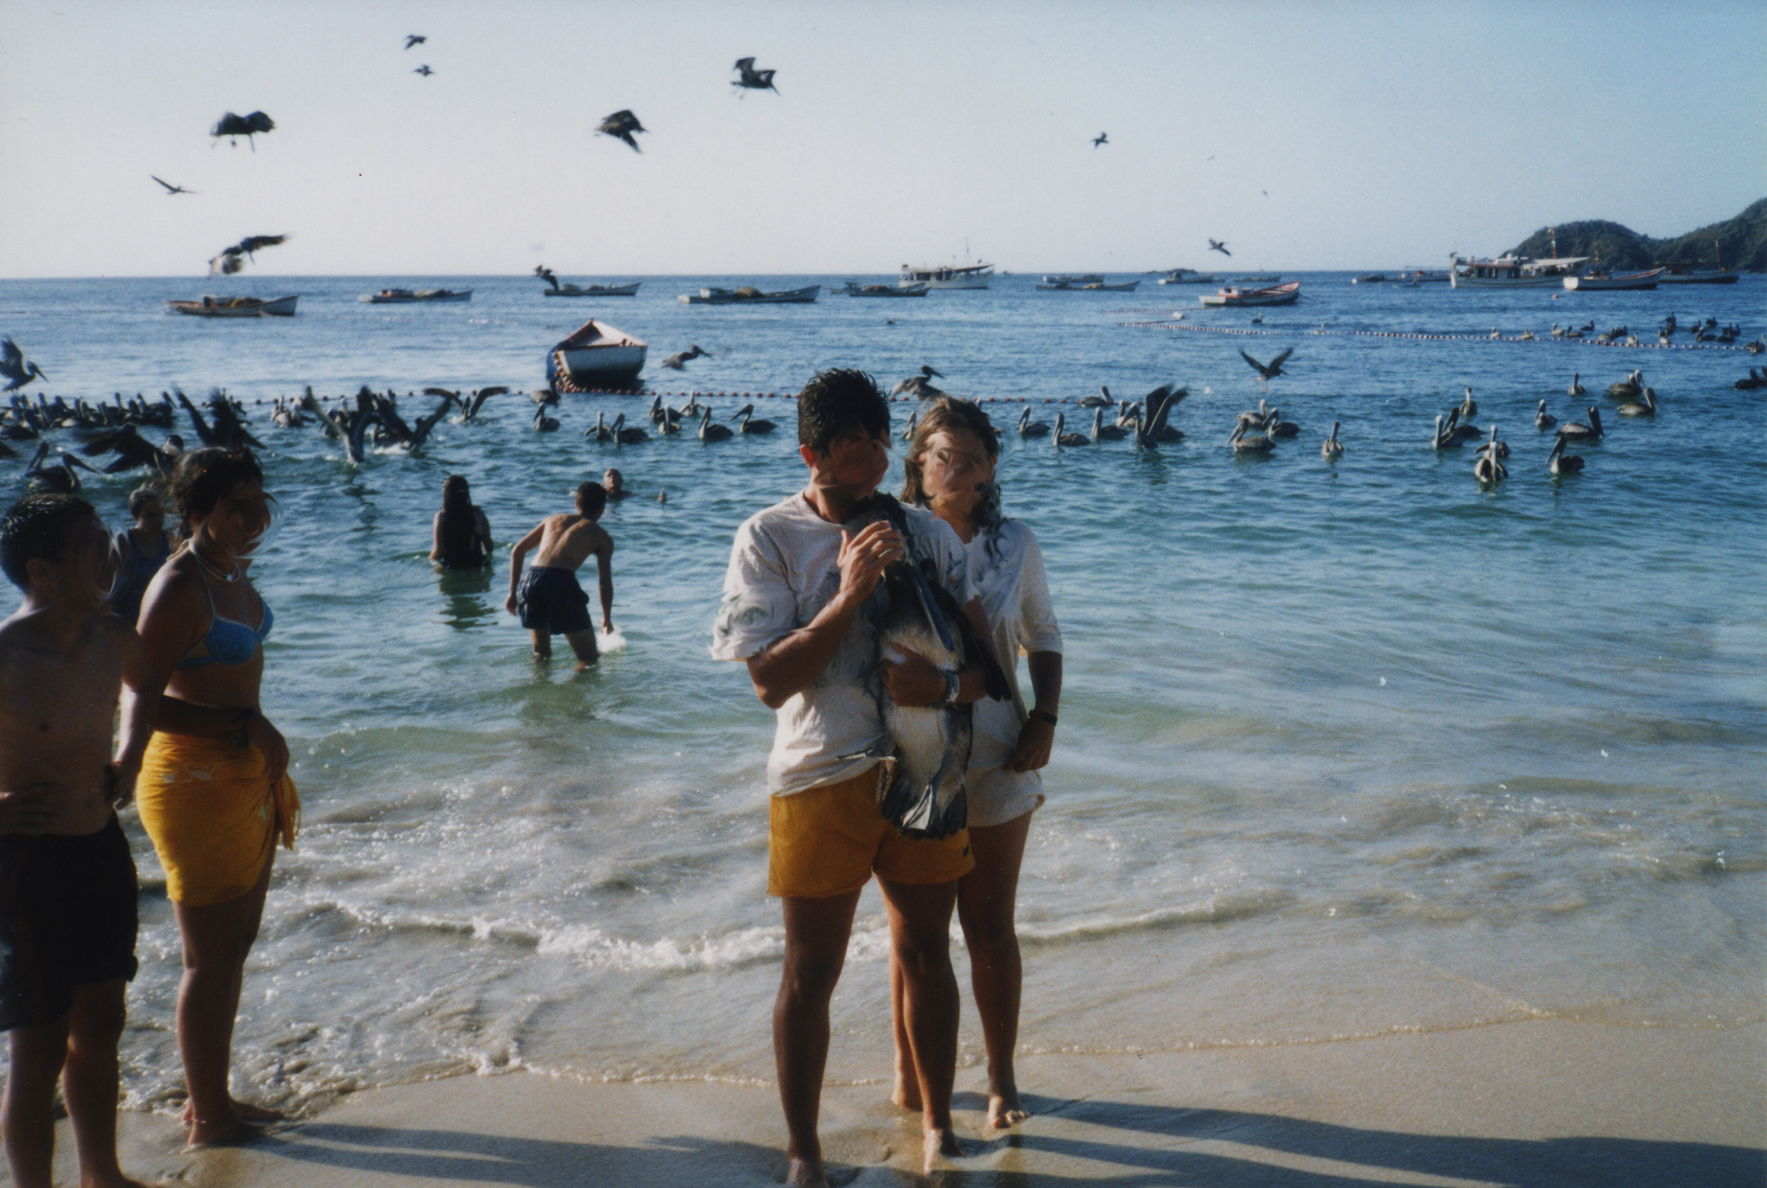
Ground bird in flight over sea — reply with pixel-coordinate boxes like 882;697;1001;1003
211;111;275;149
405;34;426;49
732;57;778;93
151;175;197;196
1092;131;1109;148
1240;347;1293;392
1209;238;1231;256
413;64;434;76
1;337;47;392
598;110;646;152
209;234;288;276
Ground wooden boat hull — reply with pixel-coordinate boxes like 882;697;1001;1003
679;285;820;305
1199;281;1300;307
1037;281;1140;291
1656;270;1739;285
837;283;928;297
360;289;473;303
166;295;298;318
543;283;642;297
547;319;647;391
1563;269;1663;291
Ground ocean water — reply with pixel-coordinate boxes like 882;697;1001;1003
1;272;1763;1111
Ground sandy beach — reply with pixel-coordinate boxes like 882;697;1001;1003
73;1018;1764;1186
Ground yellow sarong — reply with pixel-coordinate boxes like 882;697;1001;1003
135;731;300;907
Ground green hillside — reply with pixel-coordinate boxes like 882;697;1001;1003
1507;199;1767;272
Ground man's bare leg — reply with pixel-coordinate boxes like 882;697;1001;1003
4;1018;68;1188
63;978;157;1186
776;889;861;1188
529;629;551;661
888;954;920;1112
879;877;963;1172
957;814;1033;1128
562;629;600;671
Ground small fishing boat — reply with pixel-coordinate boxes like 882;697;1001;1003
165;295;299;318
1042;273;1104;286
1199;280;1301;307
678;285;820;305
1157;268;1217;285
546;319;647;391
1449;254;1590;288
1563;269;1664;291
898;261;993;289
1399;268;1451;283
1351;274;1389;284
542;282;642;297
836;282;928;297
1036;280;1140;291
359;288;473;303
1657;267;1739;285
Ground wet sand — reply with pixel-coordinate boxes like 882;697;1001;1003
85;1018;1765;1186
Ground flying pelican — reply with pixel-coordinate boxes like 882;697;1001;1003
1556;406;1604;441
1052;413;1089;447
208;233;287;276
1092;131;1108;148
1547;436;1585;475
1534;400;1557;430
413;64;434;77
1208;239;1231;256
733;57;778;92
1;338;47;392
1320;421;1343;460
405;34;426;49
736;404;776;435
663;345;710;370
1617;386;1657;417
210;110;274;149
598;110;646;152
1240;348;1293;392
151;175;196;196
1016;406;1049;438
1568;372;1585;397
698;408;733;442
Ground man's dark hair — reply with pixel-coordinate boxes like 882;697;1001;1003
796;368;890;453
574;481;608;519
0;493;97;591
168;447;263;522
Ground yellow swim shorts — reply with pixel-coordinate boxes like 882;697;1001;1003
135;730;300;907
768;765;972;899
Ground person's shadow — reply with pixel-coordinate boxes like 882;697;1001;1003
205;1097;1764;1186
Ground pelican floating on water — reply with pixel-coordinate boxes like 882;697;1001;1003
1320;421;1343;460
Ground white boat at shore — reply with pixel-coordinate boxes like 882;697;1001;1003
547;319;647;391
899;261;993;289
1199;281;1301;307
1563;269;1664;292
1157;268;1217;285
542;282;642;297
1449;254;1590;288
678;285;820;305
166;295;299;318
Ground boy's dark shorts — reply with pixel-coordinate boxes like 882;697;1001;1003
0;815;139;1031
516;566;593;636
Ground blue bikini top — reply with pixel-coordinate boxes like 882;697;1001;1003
175;575;272;669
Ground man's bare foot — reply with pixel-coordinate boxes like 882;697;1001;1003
785;1155;831;1187
890;1071;922;1112
988;1088;1031;1129
923;1127;964;1174
185;1111;263;1149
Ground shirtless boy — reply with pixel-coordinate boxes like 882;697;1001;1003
505;481;614;668
0;494;155;1188
711;368;999;1184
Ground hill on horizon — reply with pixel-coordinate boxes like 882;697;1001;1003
1507;199;1767;272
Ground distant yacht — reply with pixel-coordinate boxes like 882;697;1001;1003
900;260;993;289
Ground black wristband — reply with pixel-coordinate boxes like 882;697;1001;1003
1030;709;1058;726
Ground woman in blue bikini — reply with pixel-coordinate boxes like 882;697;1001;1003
123;447;297;1147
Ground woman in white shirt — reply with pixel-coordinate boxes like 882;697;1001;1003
892;396;1063;1129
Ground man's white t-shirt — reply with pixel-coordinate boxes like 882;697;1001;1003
711;493;971;796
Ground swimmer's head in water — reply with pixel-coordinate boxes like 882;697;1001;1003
602;468;624;493
442;474;473;514
575;481;607;520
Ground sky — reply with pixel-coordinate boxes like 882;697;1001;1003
3;0;1764;278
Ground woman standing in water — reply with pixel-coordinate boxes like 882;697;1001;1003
105;482;175;622
121;448;297;1146
429;474;493;570
894;397;1063;1128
